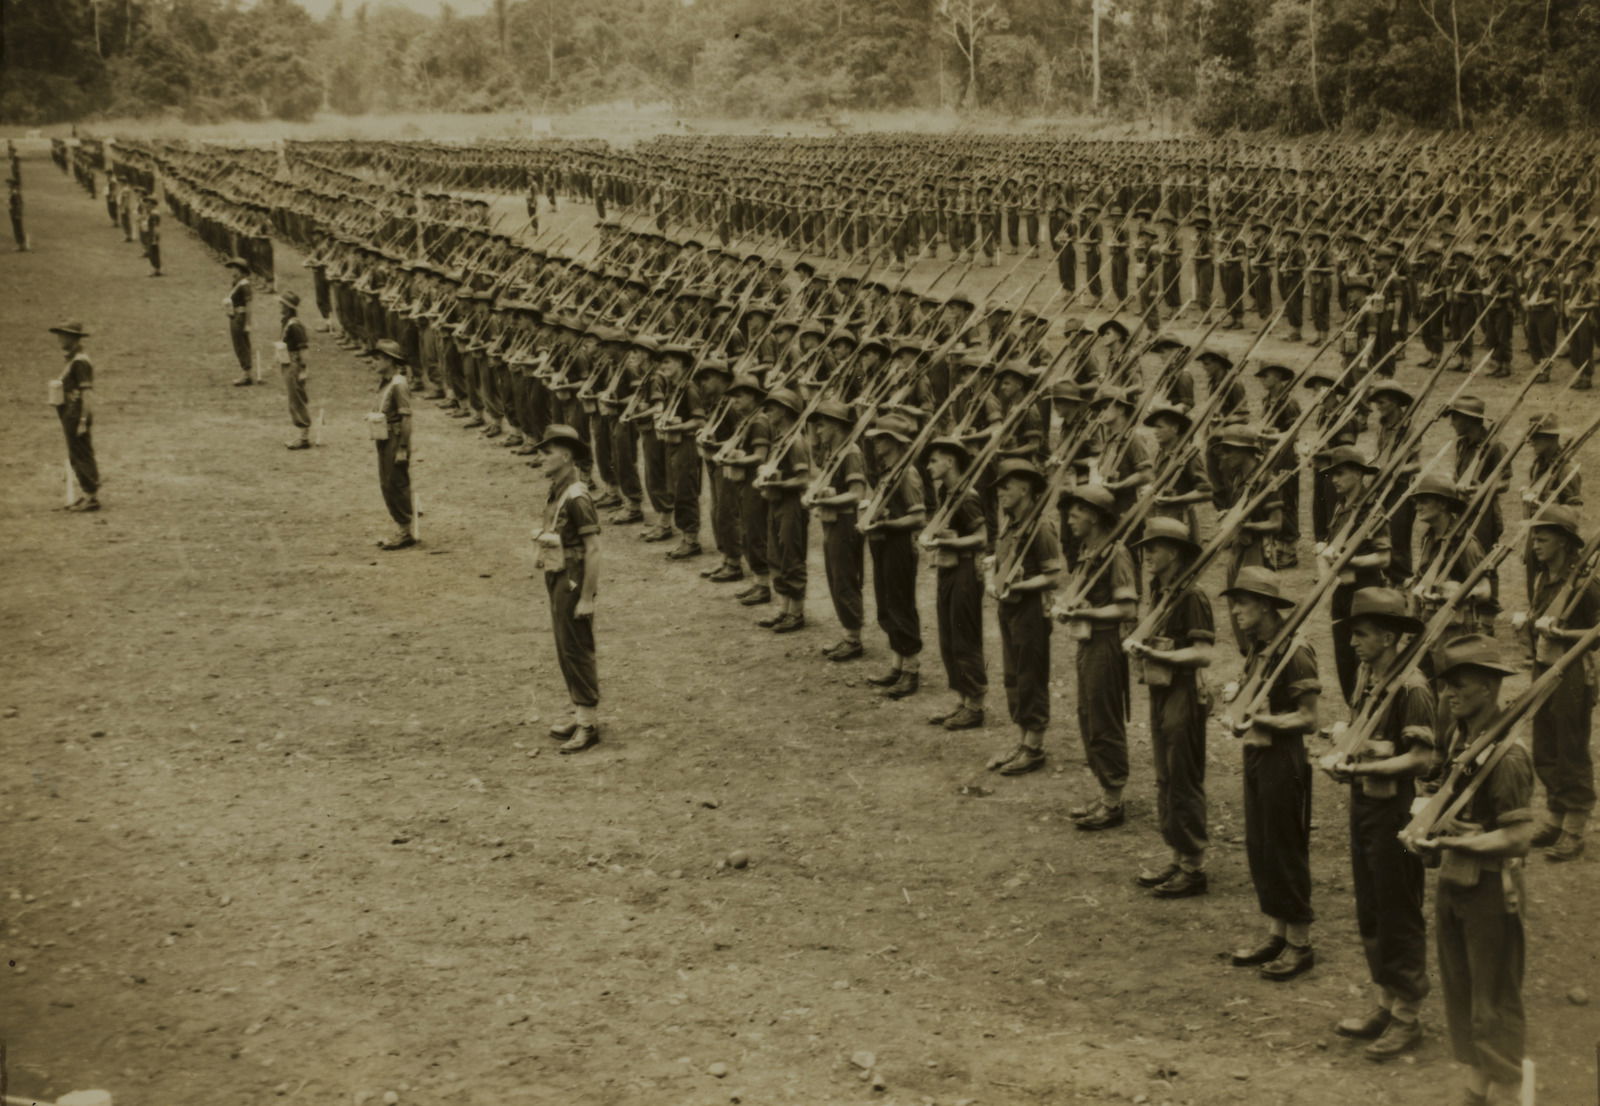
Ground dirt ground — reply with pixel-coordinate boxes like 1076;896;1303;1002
1;152;1597;1106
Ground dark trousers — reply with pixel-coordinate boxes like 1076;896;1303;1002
767;495;808;599
869;533;922;657
1532;662;1596;815
1243;736;1314;924
1437;875;1525;1085
1075;630;1130;790
710;467;739;559
1331;583;1360;706
668;437;701;537
1309;279;1332;333
611;419;642;504
1350;790;1430;1007
822;516;864;633
1220;264;1245;320
375;438;412;529
58;410;99;495
740;480;769;578
230;321;252;374
999;595;1051;731
639;432;674;518
935;560;986;698
1278;464;1301;543
281;364;310;431
545;569;599;707
1194;260;1214;311
1150;680;1208;859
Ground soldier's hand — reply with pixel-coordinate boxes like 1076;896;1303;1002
395;447;408;463
574;597;595;619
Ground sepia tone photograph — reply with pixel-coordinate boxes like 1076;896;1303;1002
2;0;1598;1103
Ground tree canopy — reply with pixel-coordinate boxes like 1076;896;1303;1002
4;0;1598;131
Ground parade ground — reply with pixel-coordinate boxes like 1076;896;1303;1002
2;146;1598;1106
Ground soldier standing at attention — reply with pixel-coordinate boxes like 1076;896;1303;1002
533;423;603;754
862;414;927;700
50;321;100;512
921;437;988;731
277;291;313;451
369;340;416;551
1410;636;1536;1106
9;179;27;251
226;257;255;387
142;194;162;276
1321;588;1435;1061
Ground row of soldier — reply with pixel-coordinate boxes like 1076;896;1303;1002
95;133;1600;1106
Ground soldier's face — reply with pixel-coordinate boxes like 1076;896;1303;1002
1150;418;1179;446
1531;528;1568;565
1144;541;1178;575
1066;503;1100;539
927;452;954;483
539;444;574;478
1440;671;1497;720
1330;467;1362;496
1349;621;1396;664
1230;593;1269;635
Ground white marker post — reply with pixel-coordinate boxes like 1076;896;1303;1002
1520;1058;1534;1106
63;459;76;507
252;347;261;384
314;406;324;447
410;489;420;542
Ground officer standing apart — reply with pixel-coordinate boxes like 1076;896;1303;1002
49;321;100;512
534;423;603;753
369;340;416;550
226;256;254;387
278;291;313;450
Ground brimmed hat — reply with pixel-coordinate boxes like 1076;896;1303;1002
279;290;301;308
374;339;408;363
1050;380;1091;404
1097;318;1131;342
991;458;1048;493
49;320;90;338
1531;504;1582;542
225;256;251;271
1144;402;1193;431
726;373;765;400
1529;413;1562;437
1214;425;1260;451
537;423;591;463
1132;515;1200;557
924;435;972;468
1368;381;1414;407
809;398;853;426
866;413;917;445
762;386;804;416
996;359;1041;383
1319;445;1377;477
1444;394;1488;422
1062;483;1118;519
1221;565;1295;609
1340;587;1423;635
1433;633;1518;680
1408;473;1466;509
1195;349;1233;370
1091;385;1137;411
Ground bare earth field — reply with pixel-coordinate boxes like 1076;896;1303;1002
1;155;1596;1106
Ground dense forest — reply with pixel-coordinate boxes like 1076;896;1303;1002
3;0;1598;132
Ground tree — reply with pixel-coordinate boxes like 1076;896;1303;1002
936;0;1007;107
1416;0;1519;128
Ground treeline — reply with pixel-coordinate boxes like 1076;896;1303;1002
3;0;1599;132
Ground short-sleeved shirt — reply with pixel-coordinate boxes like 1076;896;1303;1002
725;411;771;483
1530;569;1600;662
230;279;252;316
1243;636;1320;745
763;434;810;503
868;464;924;541
995;511;1064;603
1078;537;1138;635
283;316;309;353
1149;581;1216;689
544;470;601;550
818;443;868;522
1327;493;1392;589
378;372;411;425
60;352;92;418
1351;666;1437;799
1442;716;1535;833
1416;527;1492;633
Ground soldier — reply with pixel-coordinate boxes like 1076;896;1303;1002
1409;475;1495;647
142;194;162;276
1278;227;1306;341
985;459;1063;776
1143;403;1212;544
1224;567;1321;982
1320;446;1393;704
1523;506;1598;862
718;374;773;607
1411;635;1536;1106
1127;516;1216;897
368;340;416;551
226;257;255;386
1256;362;1302;565
1321;588;1435;1061
1190;209;1216;322
1306;227;1335;344
533;423;603;754
754;387;810;632
9;179;26;251
277;291;313;451
804;398;867;660
921;437;988;730
861;414;927;699
1446;394;1510;602
1057;484;1137;829
49;321;100;512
